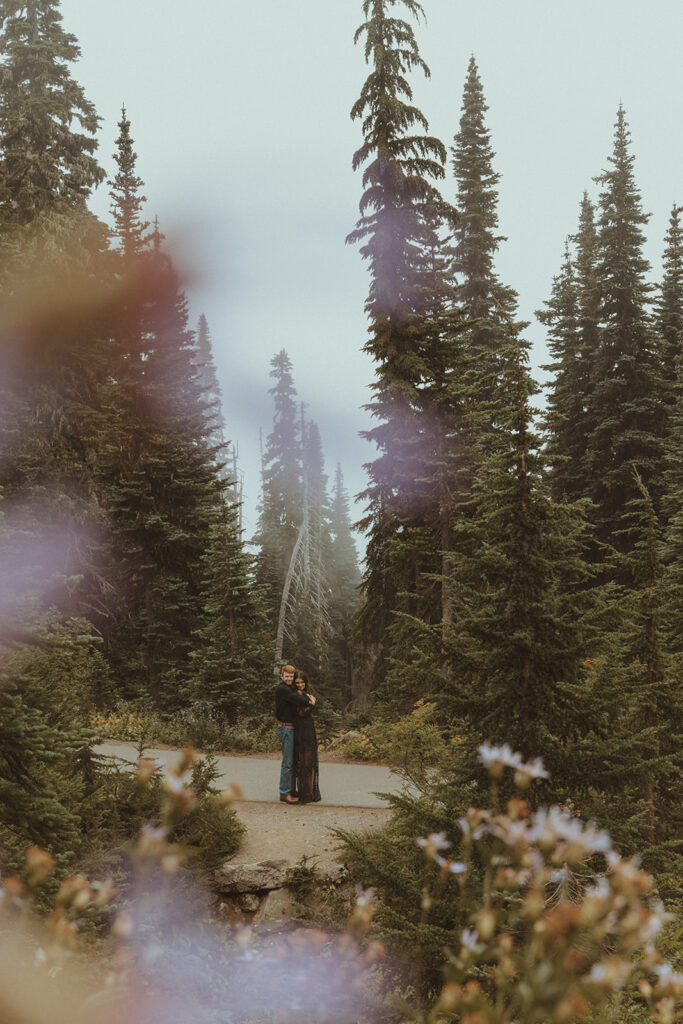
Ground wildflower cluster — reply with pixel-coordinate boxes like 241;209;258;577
416;748;682;1024
0;755;386;1024
0;844;116;971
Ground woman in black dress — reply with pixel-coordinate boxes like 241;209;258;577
291;671;321;803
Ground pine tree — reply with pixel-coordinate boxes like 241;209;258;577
656;203;683;396
103;113;246;710
443;329;591;786
586;107;667;555
253;350;303;633
0;0;115;639
538;241;586;501
194;499;271;719
109;106;149;259
0;618;111;870
348;0;456;683
568;193;601;493
662;355;683;654
575;475;682;863
125;236;228;709
194;314;227;449
0;0;105;253
451;54;519;421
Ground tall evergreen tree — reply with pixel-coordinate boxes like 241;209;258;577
108;105;149;259
451;54;519;422
0;0;105;259
103;114;252;710
662;355;683;654
586;107;666;554
284;416;336;692
444;332;591;788
348;0;456;684
539;195;600;502
194;314;226;448
194;499;271;719
656;203;683;395
538;242;584;500
0;0;114;638
253;350;303;634
576;475;682;861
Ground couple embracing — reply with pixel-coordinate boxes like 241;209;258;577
275;664;321;805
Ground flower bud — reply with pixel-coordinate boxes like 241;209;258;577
436;984;463;1011
25;846;55;887
112;911;134;940
522;889;545;920
136;757;158;786
476;909;496;941
176;747;196;775
219;782;244;804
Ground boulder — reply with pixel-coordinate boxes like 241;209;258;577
215;859;290;894
339;730;361;744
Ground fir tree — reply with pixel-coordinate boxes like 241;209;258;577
538;241;585;501
125;236;228;709
0;618;111;869
103;113;246;709
539;195;599;499
108;105;149;259
443;331;591;786
451;54;519;423
348;0;457;683
194;313;227;451
569;193;601;493
575;475;682;863
194;499;271;719
586;107;667;554
662;355;683;654
0;0;105;250
253;350;303;632
655;203;683;396
0;0;114;638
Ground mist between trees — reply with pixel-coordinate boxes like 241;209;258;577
0;1;681;1023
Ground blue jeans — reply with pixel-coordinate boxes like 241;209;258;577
276;723;295;796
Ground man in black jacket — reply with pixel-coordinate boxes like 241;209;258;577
275;664;315;803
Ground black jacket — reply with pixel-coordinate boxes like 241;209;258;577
275;681;311;724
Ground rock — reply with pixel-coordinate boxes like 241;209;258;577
217;900;250;925
253;887;297;924
215;859;290;894
339;730;361;744
236;893;261;913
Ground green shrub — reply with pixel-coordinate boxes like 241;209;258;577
326;699;458;771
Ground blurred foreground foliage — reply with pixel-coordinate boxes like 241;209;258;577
0;747;681;1024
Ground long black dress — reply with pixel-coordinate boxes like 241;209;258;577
292;704;321;803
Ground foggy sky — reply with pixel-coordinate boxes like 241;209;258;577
60;0;683;545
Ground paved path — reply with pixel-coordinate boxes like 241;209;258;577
95;740;402;874
94;740;408;809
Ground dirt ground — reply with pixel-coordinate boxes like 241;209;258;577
230;801;392;874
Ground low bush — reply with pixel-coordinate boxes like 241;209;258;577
92;700;279;754
325;699;457;771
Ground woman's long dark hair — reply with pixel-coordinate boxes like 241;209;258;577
293;670;310;693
